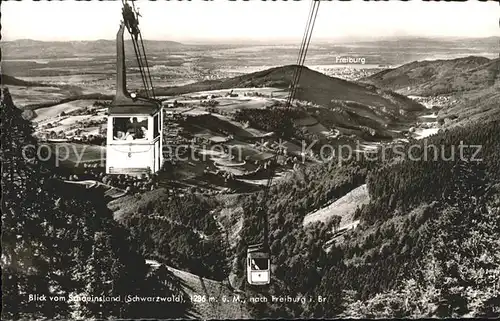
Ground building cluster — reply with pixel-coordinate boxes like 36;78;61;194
320;67;383;81
410;95;455;109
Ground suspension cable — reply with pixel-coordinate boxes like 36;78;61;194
295;1;314;67
135;39;152;98
297;1;320;68
287;1;315;106
259;0;320;249
287;0;316;106
131;37;151;97
131;0;156;98
122;0;156;99
289;0;320;104
261;156;275;247
138;31;156;98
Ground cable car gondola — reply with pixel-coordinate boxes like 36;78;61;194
246;243;270;285
106;0;162;176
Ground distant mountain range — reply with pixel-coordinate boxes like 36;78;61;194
8;36;499;46
337;36;500;47
4;36;498;59
2;39;189;59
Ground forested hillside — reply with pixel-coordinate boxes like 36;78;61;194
112;191;230;281
108;115;500;319
362;56;500;128
362;56;495;96
234;118;500;318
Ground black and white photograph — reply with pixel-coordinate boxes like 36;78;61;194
1;0;499;319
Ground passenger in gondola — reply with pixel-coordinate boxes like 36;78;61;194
126;117;148;139
251;259;260;270
114;118;129;140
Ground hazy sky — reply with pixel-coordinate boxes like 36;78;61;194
3;0;499;43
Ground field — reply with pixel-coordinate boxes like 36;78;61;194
4;38;495;191
34;99;97;121
21;84;300;192
303;184;370;250
45;143;106;167
7;85;69;106
19;82;439;191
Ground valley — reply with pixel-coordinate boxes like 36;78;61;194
7;62;441;194
362;56;500;128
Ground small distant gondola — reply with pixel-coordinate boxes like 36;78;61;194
243;0;320;288
246;243;270;285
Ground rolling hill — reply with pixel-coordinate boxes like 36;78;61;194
156;65;425;113
361;56;494;96
437;58;499;127
361;57;500;127
154;65;426;141
438;83;500;127
1;74;50;87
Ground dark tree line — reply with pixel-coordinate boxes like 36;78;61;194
119;192;230;280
